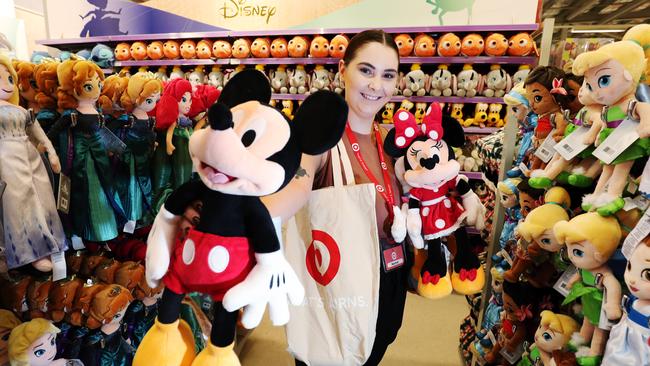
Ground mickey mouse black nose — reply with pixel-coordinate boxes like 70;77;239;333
208;103;233;131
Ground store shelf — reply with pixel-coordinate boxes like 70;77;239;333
388;96;505;104
460;171;485;180
466;227;481;235
229;57;340;65
272;93;307;100
101;68;114;75
113;59;229;67
380;124;499;135
400;56;537;65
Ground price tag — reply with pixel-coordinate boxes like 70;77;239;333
57;173;71;214
123;220;136;234
71;235;85;250
553;125;591;160
639;159;650;197
500;340;525;364
51;251;67;281
534;129;557;163
622;208;650;259
592;118;640;164
553;264;578;297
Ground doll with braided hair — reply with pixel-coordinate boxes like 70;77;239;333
33;61;60;133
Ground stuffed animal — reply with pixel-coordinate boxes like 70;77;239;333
0;310;21;366
208;65;224;90
134;69;347;366
329;34;349;58
163;40;180;59
196;39;213;59
463;103;489;127
251;37;271;58
309;65;332;93
385;105;486;299
281;99;294;120
270;65;289;93
212;40;232;59
27;278;52;319
398;99;414;113
456;64;482;97
130;41;147;60
169;65;184;80
430;64;455;96
270;37;288;58
381;102;395;124
309;35;330;58
401;64;428;97
8;318;82;365
288;65;309;94
288;36;309;58
90;44;114;68
179;40;197;60
484;33;508;56
414;102;427;124
231;38;251;59
486;103;504;127
414;33;436;57
146;41;164;60
115;42;131;61
508;33;537;56
461;33;484;57
482;64;512;98
512;64;531;85
395;34;414;57
438;33;461;57
331;70;344;94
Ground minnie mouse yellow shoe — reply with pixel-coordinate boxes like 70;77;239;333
133;318;196;366
451;267;485;295
417;271;453;299
191;342;240;366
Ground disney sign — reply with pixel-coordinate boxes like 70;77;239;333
219;0;278;24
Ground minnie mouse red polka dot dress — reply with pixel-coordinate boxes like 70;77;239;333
410;178;465;240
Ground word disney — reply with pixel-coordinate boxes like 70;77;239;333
219;0;278;24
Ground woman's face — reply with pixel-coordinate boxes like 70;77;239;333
0;65;15;101
525;81;559;116
339;42;398;121
74;74;102;103
178;91;191;116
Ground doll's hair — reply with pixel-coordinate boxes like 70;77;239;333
490;266;505;281
503;82;529;107
343;29;399;65
14;61;35;95
98;74;128;114
516;187;570;243
524;66;566;92
155;78;192;130
34;62;59;110
497;178;522;196
517;179;545;201
554;73;584;110
572;41;646;85
623;24;650;82
120;72;163;113
553;212;622;259
0;53;19;105
544;186;571;207
56;59;104;110
539;310;579;341
85;284;133;330
8;318;59;366
0;309;21;330
114;261;145;291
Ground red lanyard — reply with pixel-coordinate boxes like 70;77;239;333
344;122;396;211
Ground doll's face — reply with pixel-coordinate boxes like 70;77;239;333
138;92;160;113
107;307;127;325
507;104;529;125
581;59;635;106
73;74;102;103
19;75;38;102
491;276;503;294
27;332;57;366
536;228;563;253
178;91;191;116
519;191;540;218
567;240;607;270
565;79;583;113
525;82;558;115
624;244;650;300
534;324;567;353
502;292;519;321
339;42;398;121
0;65;15;101
500;191;517;208
188;73;203;91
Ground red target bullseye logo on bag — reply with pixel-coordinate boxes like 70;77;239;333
305;230;341;286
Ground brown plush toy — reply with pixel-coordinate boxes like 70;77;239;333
48;277;84;322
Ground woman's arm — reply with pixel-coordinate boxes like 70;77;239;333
261;152;324;222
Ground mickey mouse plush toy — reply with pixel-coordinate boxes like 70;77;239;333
385;103;486;300
134;69;347;366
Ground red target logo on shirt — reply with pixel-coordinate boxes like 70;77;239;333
305;230;341;286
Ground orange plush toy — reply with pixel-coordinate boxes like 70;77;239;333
196;39;213;59
270;37;288;58
232;38;251;58
130;41;147;60
507;33;537;56
484;33;508;56
461;33;484;57
180;40;197;59
414;33;436;57
114;43;131;61
395;33;414;57
147;41;164;60
288;35;309;57
329;34;349;58
309;35;330;58
437;33;461;57
163;40;180;59
251;37;271;58
213;40;232;59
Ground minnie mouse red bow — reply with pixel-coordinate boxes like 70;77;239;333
392;102;444;148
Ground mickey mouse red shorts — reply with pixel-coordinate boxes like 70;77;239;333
163;229;255;300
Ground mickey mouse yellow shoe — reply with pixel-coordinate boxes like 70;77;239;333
133;318;196;366
191;342;240;366
417;271;453;299
451;267;485;295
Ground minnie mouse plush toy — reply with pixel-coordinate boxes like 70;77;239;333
385;104;486;299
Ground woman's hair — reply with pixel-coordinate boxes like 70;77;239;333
34;62;59;110
524;65;566;90
572;41;646;85
0;53;19;105
342;29;399;65
503;82;529;107
539;310;579;340
497;177;522;196
85;285;133;330
56;59;104;110
120;72;163;113
553;212;622;258
155;78;192;130
8;318;59;366
0;310;21;330
516;187;570;242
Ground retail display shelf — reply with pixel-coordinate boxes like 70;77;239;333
113;59;230;67
460;171;485;180
101;68;114;75
381;124;499;135
400;56;537;65
230;57;340;65
388;96;505;104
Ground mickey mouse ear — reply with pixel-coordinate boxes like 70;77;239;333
218;69;271;108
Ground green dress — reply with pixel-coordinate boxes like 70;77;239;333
597;105;650;164
563;107;596;159
562;269;603;325
517;345;540;366
79;327;134;366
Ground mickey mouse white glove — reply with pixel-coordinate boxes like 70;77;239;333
391;205;407;243
145;205;180;288
407;208;424;249
223;250;305;329
461;191;486;231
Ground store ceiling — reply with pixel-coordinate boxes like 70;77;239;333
543;0;650;26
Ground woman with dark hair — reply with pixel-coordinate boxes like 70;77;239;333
263;29;407;365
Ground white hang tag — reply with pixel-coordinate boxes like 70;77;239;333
592;118;640;164
638;159;650;196
71;235;85;250
123;220;136;234
622;208;650;259
598;287;615;331
487;330;497;345
518;163;530;176
498;249;513;266
632;195;650;211
553;264;578;297
627;179;639;195
57;173;71;214
553;125;591;160
534;129;557;163
51;251;67;281
500;340;525;364
623;197;638;212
